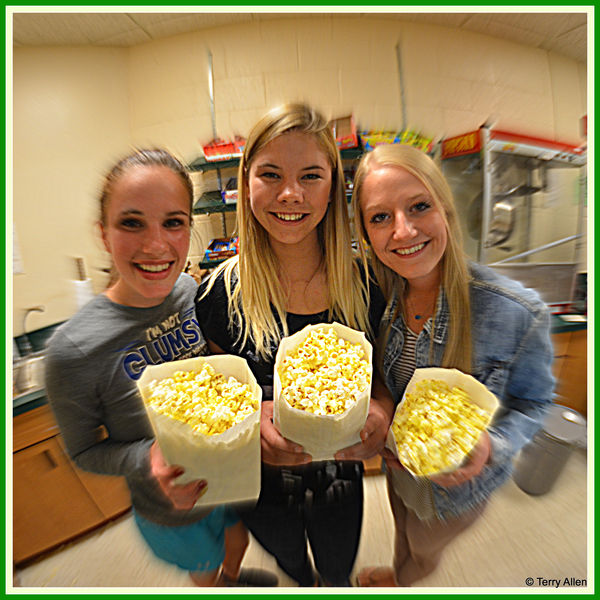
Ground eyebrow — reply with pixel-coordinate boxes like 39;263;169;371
118;209;190;217
255;162;327;171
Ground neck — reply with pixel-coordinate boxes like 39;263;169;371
404;273;440;328
272;238;324;282
271;237;328;314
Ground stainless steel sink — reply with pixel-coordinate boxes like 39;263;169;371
13;351;46;397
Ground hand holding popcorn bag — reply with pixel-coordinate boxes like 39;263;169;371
273;322;373;461
386;367;500;478
137;355;261;507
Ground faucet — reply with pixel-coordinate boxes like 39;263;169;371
20;306;45;356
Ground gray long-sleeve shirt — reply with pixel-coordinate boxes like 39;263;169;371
45;274;212;525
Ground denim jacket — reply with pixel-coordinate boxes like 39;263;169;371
382;262;554;520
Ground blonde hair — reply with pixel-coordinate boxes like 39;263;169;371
205;102;371;359
351;144;472;373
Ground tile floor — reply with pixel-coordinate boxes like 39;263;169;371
12;447;590;591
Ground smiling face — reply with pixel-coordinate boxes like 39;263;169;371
101;165;192;307
247;131;332;252
360;164;448;289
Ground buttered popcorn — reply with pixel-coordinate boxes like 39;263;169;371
146;363;258;436
278;328;371;416
391;379;491;476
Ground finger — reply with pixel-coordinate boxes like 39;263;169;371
169;480;208;510
261;417;305;455
262;447;312;466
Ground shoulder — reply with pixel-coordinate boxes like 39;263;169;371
170;273;199;302
468;262;547;317
46;295;115;364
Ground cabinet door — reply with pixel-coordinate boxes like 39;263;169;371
73;467;131;518
551;331;571;380
13;437;105;565
554;329;587;416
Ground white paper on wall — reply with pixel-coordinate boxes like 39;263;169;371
13;223;24;274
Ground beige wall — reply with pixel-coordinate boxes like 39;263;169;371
12;14;587;335
12;47;130;335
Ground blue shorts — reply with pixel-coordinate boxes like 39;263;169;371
134;507;240;573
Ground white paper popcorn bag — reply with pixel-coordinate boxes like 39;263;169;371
273;322;373;461
385;367;500;477
137;355;261;507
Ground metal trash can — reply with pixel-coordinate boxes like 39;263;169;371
512;404;586;496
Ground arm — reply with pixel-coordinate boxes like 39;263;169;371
45;337;153;479
485;306;554;466
47;334;210;510
259;401;313;466
150;441;207;509
432;305;553;488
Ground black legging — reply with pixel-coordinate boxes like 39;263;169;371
238;461;364;586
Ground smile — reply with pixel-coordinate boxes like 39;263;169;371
274;213;306;222
136;263;172;273
393;242;427;256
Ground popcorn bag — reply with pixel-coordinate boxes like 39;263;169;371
274;323;373;461
137;355;261;507
386;367;500;477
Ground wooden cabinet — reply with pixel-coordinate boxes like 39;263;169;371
552;328;587;416
13;405;131;565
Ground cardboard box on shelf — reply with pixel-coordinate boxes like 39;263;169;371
360;129;434;154
204;237;239;262
202;137;246;162
329;115;359;150
221;176;238;204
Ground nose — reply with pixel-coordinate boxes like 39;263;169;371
392;211;417;240
277;178;302;203
141;224;169;254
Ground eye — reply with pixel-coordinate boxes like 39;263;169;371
302;173;323;181
411;199;433;213
368;212;390;225
164;217;188;228
119;218;143;229
259;171;280;180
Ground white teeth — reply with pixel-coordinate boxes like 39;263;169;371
275;213;305;221
395;242;426;256
138;263;170;272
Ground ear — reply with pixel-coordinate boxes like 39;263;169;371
99;221;111;254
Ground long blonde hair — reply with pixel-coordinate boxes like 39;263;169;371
205;102;371;359
351;144;472;373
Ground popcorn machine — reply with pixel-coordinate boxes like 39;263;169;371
441;127;586;303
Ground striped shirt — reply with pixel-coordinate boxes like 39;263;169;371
388;320;436;521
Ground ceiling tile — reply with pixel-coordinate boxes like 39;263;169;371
9;10;589;63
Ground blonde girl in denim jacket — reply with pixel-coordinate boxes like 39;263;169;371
351;144;554;587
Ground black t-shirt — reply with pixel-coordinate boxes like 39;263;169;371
195;263;385;398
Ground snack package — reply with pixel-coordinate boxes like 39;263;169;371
386;367;499;477
273;322;373;461
137;355;261;507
